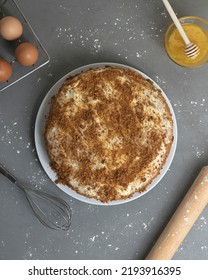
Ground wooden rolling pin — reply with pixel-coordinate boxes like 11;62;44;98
146;166;208;260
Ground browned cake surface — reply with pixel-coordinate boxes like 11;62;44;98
44;66;174;203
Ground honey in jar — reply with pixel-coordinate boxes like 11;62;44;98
165;17;208;68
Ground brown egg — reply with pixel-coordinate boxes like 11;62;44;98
15;42;39;66
0;58;12;82
0;16;23;40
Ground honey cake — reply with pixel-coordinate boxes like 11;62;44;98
44;66;174;203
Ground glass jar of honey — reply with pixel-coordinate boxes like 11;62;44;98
164;16;208;68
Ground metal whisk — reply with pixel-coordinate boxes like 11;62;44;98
0;163;72;230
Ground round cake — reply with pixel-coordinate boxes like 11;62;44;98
44;66;174;203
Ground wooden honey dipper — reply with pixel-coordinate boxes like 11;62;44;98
162;0;200;59
146;166;208;259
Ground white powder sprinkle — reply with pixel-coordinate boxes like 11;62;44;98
142;222;148;230
90;236;96;242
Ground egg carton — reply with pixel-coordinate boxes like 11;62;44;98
0;0;49;92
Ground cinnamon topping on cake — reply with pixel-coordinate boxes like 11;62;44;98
44;67;173;202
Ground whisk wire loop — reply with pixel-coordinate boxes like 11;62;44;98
0;163;72;230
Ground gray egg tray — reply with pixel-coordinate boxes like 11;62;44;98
0;0;50;92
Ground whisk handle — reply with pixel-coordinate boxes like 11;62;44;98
0;163;18;184
0;163;28;193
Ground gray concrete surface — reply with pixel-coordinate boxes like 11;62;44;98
0;0;207;260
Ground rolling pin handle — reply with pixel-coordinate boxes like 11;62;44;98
146;166;208;260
